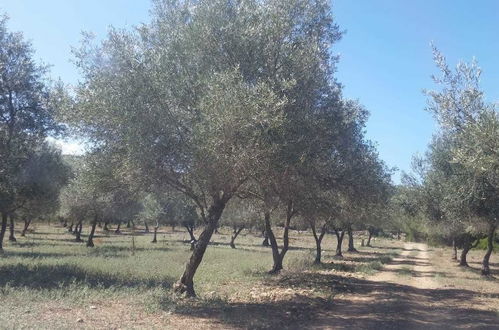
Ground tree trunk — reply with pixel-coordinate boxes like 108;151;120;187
367;230;373;247
21;218;32;237
264;211;282;273
144;220;149;233
0;213;8;251
185;225;197;243
347;225;357;252
68;222;73;232
87;218;97;247
334;228;345;257
311;222;327;264
174;198;227;297
72;222;79;235
452;237;457;260
151;225;158;243
262;230;269;246
103;222;109;231
481;223;497;276
459;235;472;267
127;220;131;228
264;201;294;274
8;215;16;242
229;226;244;249
115;223;121;234
75;221;83;242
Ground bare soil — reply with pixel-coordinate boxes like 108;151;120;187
306;242;499;329
3;230;498;329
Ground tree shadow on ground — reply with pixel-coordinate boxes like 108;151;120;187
0;263;174;290
370;245;402;250
459;264;499;278
85;244;171;254
207;241;314;253
165;271;499;329
388;259;432;267
0;251;86;259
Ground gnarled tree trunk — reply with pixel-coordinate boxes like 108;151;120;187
184;225;197;243
262;230;269;246
347;225;357;252
72;222;79;235
459;234;478;267
103;222;109;231
481;223;497;276
367;228;374;247
174;197;227;297
75;220;83;242
0;212;8;251
8;215;16;242
68;222;74;232
21;218;32;237
87;217;98;247
229;226;244;249
334;228;345;257
266;201;294;274
264;211;282;273
459;244;471;267
115;222;121;234
144;220;149;233
310;221;327;264
151;224;159;243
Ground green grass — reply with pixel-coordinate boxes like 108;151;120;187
475;237;498;251
0;225;403;328
398;266;412;276
0;227;277;304
355;260;384;275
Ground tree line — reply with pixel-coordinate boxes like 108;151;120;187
392;46;498;276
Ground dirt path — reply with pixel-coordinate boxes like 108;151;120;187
310;242;499;329
373;242;439;289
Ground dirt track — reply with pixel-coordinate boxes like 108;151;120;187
310;242;499;329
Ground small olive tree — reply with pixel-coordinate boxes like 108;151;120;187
425;47;498;275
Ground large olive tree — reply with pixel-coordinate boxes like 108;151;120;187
60;0;356;296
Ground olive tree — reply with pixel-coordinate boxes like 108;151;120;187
425;47;498;275
13;142;70;238
0;16;61;251
221;197;259;249
60;0;350;296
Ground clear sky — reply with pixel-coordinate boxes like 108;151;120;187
1;0;499;182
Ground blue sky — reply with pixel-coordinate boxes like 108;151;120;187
1;1;499;182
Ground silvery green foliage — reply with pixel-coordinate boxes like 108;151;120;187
425;45;489;131
0;16;61;214
424;47;498;229
63;0;345;218
59;150;139;225
15;142;71;220
221;196;259;229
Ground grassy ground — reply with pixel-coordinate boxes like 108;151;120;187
0;223;400;329
0;224;496;329
430;245;499;316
